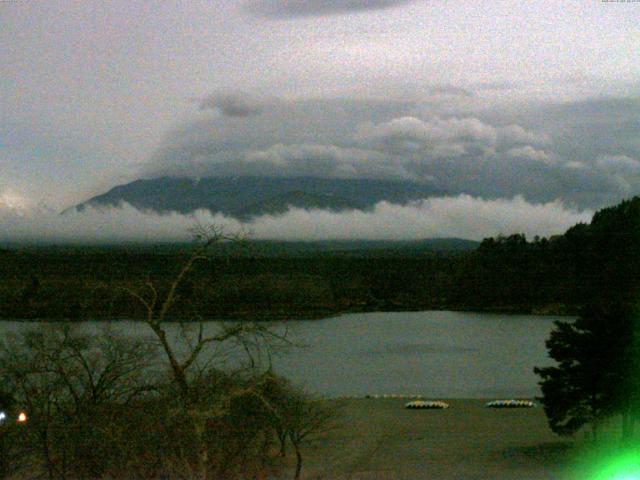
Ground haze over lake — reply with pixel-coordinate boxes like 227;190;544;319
2;311;560;398
274;311;560;398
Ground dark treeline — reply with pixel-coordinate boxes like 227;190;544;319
0;249;461;320
2;196;640;321
460;196;640;312
532;198;640;442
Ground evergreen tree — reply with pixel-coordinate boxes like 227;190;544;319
535;302;640;439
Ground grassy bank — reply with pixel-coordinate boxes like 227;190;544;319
298;398;577;480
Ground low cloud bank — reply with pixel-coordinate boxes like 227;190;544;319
1;195;591;244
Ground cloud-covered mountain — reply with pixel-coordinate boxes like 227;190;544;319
50;92;638;245
140;95;640;212
71;176;444;219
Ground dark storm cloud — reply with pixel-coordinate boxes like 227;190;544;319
472;95;640;208
245;0;416;18
483;97;640;165
198;93;266;117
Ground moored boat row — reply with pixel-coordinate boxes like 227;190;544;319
405;400;449;409
484;399;536;408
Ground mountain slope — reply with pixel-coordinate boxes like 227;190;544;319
70;176;444;219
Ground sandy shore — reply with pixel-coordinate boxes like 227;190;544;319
300;398;576;480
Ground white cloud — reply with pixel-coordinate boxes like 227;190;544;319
564;161;586;170
0;203;235;244
355;115;498;157
0;189;33;213
593;155;640;194
247;195;591;240
150;142;410;180
596;154;640;173
506;146;552;164
244;143;408;179
0;195;591;243
498;124;550;147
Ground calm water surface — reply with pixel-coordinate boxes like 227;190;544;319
1;311;562;398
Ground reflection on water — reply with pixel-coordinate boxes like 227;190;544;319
1;310;563;398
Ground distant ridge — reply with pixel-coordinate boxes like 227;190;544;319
218;238;480;256
68;176;444;219
0;238;480;255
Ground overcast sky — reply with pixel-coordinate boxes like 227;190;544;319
1;1;639;241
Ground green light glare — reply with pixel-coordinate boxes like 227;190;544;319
587;448;640;480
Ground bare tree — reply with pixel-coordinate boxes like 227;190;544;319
284;396;337;480
255;374;338;480
0;324;157;479
126;225;289;480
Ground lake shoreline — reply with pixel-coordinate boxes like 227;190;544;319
0;303;576;322
303;397;577;479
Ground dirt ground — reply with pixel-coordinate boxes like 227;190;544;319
299;399;577;480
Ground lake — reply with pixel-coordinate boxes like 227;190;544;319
0;311;562;399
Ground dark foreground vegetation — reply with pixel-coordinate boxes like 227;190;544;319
0;234;336;480
0;324;335;480
3;197;640;321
